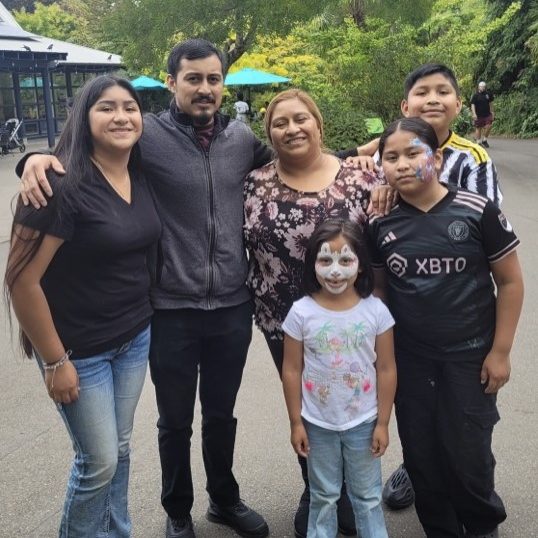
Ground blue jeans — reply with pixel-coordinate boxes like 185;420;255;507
39;325;150;538
305;419;388;538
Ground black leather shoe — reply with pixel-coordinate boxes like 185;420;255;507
337;485;357;536
207;499;269;537
166;515;195;538
465;529;499;538
293;487;309;538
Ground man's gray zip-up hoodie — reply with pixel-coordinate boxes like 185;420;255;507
140;107;273;311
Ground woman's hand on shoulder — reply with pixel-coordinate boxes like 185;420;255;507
45;360;79;404
371;423;389;457
345;155;378;173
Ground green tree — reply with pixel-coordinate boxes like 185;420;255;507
299;17;423;122
59;0;117;50
97;0;342;74
314;0;433;29
13;1;82;42
4;0;55;12
419;0;521;96
478;0;537;90
475;0;538;136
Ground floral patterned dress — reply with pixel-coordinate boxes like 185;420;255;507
244;159;384;341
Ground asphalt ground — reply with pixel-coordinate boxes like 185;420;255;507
0;138;537;537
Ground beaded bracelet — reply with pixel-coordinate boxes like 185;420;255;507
42;350;72;390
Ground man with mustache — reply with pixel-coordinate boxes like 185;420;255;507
142;39;272;538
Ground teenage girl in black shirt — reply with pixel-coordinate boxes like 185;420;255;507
369;117;523;538
5;76;161;538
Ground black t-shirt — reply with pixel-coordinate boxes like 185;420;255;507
470;91;494;118
15;164;162;358
368;187;519;361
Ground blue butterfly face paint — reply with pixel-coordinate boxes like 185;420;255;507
411;137;436;183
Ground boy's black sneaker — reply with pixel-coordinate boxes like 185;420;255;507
482;140;490;148
206;499;269;537
166;515;195;538
293;487;310;538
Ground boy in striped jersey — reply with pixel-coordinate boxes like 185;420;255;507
364;63;502;215
369;118;523;538
401;63;501;206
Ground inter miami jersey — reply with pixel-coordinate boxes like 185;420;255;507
368;187;519;361
439;131;502;206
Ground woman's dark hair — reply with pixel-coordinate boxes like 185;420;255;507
303;219;374;298
378;117;439;158
4;75;143;356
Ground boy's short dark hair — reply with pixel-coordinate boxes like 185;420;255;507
404;63;460;98
303;219;374;299
167;38;224;78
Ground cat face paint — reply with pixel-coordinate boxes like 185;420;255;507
315;242;359;295
411;137;436;183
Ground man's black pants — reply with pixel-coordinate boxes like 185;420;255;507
149;302;253;518
395;355;507;538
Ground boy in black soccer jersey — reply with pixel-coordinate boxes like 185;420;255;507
369;118;523;538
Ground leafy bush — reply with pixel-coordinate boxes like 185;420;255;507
249;118;268;144
493;89;538;138
318;100;369;151
452;105;473;137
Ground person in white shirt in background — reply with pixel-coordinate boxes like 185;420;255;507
234;92;249;122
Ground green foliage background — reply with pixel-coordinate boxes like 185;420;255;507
10;0;538;139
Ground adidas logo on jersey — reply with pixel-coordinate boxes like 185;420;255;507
382;231;397;245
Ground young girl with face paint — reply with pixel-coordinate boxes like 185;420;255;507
369;117;524;538
281;219;397;538
378;116;445;211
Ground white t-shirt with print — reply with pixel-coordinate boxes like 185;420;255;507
282;295;394;431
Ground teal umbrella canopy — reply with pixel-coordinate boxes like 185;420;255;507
224;68;290;86
131;75;167;90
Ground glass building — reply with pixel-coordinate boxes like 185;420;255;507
0;2;122;147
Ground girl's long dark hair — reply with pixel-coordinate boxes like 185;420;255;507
4;75;143;357
303;218;374;298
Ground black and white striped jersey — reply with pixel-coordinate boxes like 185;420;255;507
439;131;502;207
368;187;519;361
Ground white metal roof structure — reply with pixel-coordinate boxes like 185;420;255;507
0;1;123;146
0;1;122;69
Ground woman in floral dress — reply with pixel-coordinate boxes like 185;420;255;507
243;89;385;538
